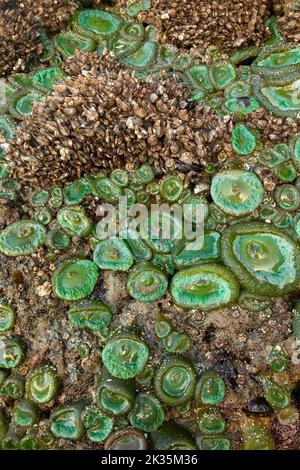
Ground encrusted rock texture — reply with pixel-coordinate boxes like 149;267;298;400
122;0;271;55
274;0;300;43
6;51;232;188
0;0;80;77
0;0;43;77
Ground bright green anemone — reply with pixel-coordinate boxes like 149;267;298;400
97;370;136;417
195;371;225;405
54;32;96;58
122;41;158;71
63;179;91;205
110;169;129;188
253;75;300;118
26;365;59;404
252;45;300;79
91;176;122;202
291;136;300;168
0;375;24;399
129;393;164;432
29;189;49;207
200;435;231;450
83;406;113;443
170;264;240;311
274;162;297;182
127;262;168;302
72;10;123;40
258;376;290;409
154;355;196;406
0;220;46;256
162;330;190;354
93;237;134;271
52;258;99;301
231;123;257;155
0;115;15;140
210;63;237;89
259;147;287;168
9;92;44;120
104;428;147;450
151;421;197;451
102;334;149;379
50;401;86;441
68;299;112;332
0;302;16;332
198;408;226;434
221;221;300;296
12;400;39;427
119;228;152;262
0;336;26;369
45;229;71;251
160;174;184;202
57;206;93;238
275;184;300;211
110;25;144;60
172;232;220;268
210;170;264;216
141;211;183;254
31;67;65;93
123;0;151;17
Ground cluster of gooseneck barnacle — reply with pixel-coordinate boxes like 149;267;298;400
0;2;300;451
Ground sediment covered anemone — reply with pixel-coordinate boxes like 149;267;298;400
134;0;270;55
275;0;300;43
0;1;43;77
6;51;231;188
